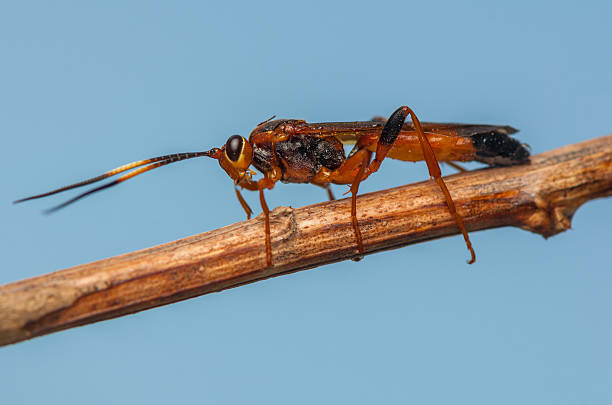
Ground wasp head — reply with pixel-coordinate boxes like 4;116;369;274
206;135;254;183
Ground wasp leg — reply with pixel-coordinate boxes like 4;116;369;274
236;176;275;267
445;161;468;173
349;150;370;259
364;106;476;264
234;187;253;220
314;183;336;201
325;148;372;257
257;178;276;267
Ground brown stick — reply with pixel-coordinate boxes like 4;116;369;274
1;135;612;347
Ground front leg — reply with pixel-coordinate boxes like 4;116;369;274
257;178;274;267
234;187;253;219
237;175;277;267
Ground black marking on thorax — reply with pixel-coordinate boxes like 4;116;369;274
252;142;274;173
252;135;345;183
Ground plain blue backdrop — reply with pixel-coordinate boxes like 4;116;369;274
1;1;610;404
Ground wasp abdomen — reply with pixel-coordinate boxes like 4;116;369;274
472;130;530;166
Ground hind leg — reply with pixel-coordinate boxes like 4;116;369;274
363;106;476;264
445;161;468;173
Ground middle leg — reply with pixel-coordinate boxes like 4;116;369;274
314;183;336;201
325;148;372;257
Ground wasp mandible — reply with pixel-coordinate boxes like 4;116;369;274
16;106;530;266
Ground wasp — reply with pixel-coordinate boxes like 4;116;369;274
15;106;530;266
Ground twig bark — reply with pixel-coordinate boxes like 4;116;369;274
1;135;612;347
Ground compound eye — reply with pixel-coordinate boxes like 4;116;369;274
225;135;244;162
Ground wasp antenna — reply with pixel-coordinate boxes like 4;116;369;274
43;180;120;214
257;115;277;126
14;155;172;204
15;151;219;204
41;151;218;213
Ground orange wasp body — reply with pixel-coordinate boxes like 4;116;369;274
16;106;530;266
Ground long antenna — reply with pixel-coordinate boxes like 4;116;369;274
15;150;219;212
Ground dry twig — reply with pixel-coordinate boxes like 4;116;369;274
1;135;611;347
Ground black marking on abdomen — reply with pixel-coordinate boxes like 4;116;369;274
472;130;530;166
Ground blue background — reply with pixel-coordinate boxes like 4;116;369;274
1;1;610;403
